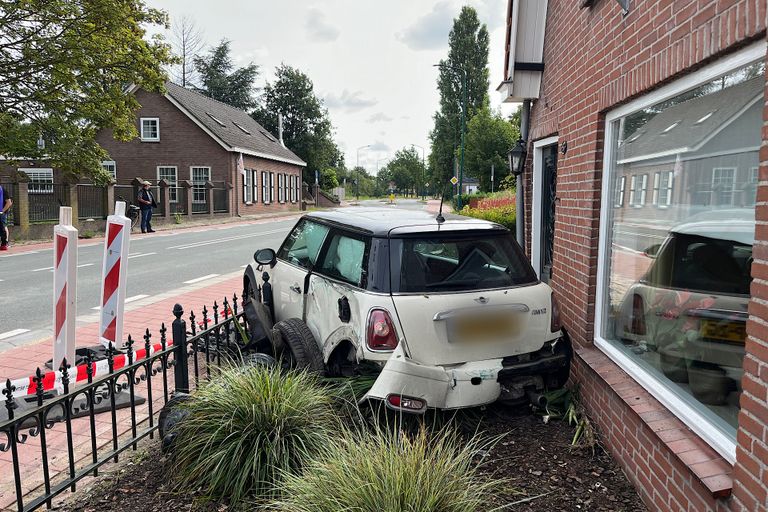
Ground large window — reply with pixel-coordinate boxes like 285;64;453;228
277;219;330;269
19;168;53;194
157;166;178;202
140;118;159;141
598;51;764;461
317;232;369;287
101;161;117;181
191;166;210;204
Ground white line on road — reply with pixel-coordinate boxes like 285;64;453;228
240;265;248;268
166;229;287;251
184;274;220;284
0;251;39;258
92;294;150;310
0;328;30;341
32;266;54;272
128;252;157;259
77;263;94;268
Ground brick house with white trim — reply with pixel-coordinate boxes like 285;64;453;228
500;0;767;510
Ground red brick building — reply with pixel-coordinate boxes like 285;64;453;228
96;82;305;217
500;0;767;509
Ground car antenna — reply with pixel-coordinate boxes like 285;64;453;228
436;183;447;224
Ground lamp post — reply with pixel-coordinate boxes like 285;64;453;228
434;63;467;209
508;138;527;246
356;145;371;201
410;144;425;200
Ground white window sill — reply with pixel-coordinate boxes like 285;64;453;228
140;138;160;142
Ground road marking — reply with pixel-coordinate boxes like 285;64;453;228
240;265;248;268
166;229;287;251
0;251;39;258
128;252;157;259
77;263;94;268
0;328;30;341
184;274;220;284
92;294;150;310
32;266;54;272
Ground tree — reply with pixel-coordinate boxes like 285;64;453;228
429;6;490;189
170;15;205;87
253;64;343;183
319;168;339;190
385;147;426;196
194;39;258;110
0;0;175;181
464;103;519;192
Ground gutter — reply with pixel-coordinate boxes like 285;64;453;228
517;99;531;248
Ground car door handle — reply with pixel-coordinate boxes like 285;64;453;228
290;284;302;294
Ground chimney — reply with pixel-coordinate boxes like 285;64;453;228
278;113;284;146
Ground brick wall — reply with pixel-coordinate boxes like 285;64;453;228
235;154;302;215
520;0;767;510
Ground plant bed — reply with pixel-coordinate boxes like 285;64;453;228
54;405;646;511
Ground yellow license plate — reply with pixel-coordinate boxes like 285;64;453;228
701;319;746;344
451;314;517;343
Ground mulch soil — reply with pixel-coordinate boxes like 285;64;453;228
54;407;646;512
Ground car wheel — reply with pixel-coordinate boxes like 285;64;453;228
158;392;192;452
273;318;325;374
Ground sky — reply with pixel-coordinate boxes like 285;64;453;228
146;0;515;173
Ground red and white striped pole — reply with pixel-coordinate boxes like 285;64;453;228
99;202;131;349
52;207;78;370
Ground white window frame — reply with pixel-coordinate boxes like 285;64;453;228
614;175;625;207
270;172;275;203
628;174;647;207
652;171;673;208
531;136;558;279
190;166;210;204
19;168;53;194
140;117;160;142
711;167;737;206
262;171;269;204
157;166;178;203
278;173;284;203
243;170;252;204
101;161;117;181
595;41;767;464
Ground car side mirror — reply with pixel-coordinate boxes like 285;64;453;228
644;244;661;258
254;248;277;267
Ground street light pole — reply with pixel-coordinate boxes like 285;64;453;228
434;64;468;209
410;144;425;200
356;144;371;201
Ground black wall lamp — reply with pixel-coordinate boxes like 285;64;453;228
508;138;527;177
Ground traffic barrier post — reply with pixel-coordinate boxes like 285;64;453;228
98;202;131;349
52;207;77;371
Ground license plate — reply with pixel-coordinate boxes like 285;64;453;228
701;319;746;344
450;314;518;343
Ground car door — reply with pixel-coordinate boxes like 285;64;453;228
270;219;330;322
304;229;371;357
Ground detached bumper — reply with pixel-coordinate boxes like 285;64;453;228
363;336;572;411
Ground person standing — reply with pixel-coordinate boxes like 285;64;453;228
136;180;157;233
0;184;12;251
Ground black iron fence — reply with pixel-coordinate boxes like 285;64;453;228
191;187;208;214
1;295;248;512
213;183;228;214
169;187;187;216
29;185;69;223
76;185;105;220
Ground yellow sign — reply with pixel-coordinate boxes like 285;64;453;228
450;176;459;185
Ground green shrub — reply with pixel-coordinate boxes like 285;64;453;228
270;425;505;512
460;204;516;231
170;365;337;504
450;192;487;212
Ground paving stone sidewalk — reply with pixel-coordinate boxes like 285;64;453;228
0;273;243;511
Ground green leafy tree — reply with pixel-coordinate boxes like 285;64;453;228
385;147;426;196
253;64;343;184
464;102;519;191
429;6;490;189
0;0;175;181
319;168;339;190
194;39;259;110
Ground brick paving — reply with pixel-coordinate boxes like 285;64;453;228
0;273;243;511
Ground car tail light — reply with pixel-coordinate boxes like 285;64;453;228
629;293;647;335
386;394;427;412
367;309;398;351
551;292;562;332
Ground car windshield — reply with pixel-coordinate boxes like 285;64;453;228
391;232;537;293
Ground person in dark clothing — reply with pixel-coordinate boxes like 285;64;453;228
0;184;12;250
137;180;157;233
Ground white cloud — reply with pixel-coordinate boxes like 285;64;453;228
323;89;378;112
305;8;340;42
368;112;394;123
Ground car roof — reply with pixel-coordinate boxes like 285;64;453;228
670;209;755;245
304;207;508;236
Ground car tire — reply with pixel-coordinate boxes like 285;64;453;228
158;392;192;452
273;318;325;374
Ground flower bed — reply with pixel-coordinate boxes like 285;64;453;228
459;191;516;231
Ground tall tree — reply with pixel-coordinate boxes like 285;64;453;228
0;0;175;181
464;102;519;192
253;64;343;183
385;147;426;196
194;40;258;110
170;15;205;87
429;6;490;189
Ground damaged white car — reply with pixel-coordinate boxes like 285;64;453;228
242;208;571;412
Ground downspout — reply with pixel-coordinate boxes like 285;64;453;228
516;99;531;248
234;153;240;217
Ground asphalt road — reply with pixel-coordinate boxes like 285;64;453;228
0;218;297;350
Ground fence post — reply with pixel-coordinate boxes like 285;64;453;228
181;180;193;217
172;303;190;393
159;179;171;220
206;181;215;215
64;180;79;228
14;178;30;238
104;181;115;218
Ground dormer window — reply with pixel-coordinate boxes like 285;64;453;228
233;121;251;135
140;118;159;141
206;112;226;127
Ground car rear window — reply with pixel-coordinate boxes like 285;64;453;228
390;232;537;293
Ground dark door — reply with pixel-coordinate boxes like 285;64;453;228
540;144;558;283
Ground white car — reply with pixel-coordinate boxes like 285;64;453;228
243;208;570;412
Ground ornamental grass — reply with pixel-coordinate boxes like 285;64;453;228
170;365;337;505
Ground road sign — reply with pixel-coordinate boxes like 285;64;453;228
450;176;458;185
